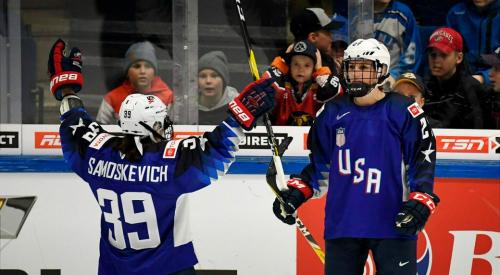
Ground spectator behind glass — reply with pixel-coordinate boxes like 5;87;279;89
446;0;500;85
198;51;239;125
263;40;342;126
290;8;343;77
424;27;485;129
481;49;500;128
96;41;173;124
328;14;348;75
374;0;422;86
393;72;427;107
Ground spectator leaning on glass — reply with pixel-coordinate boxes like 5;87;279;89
96;41;173;124
263;40;343;126
446;0;500;86
424;27;485;129
374;0;422;86
198;51;239;125
481;49;500;128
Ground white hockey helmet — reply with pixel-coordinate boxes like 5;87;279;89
119;94;173;142
342;38;391;97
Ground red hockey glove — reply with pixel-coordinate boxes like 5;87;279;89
272;177;313;225
395;192;440;236
228;78;275;130
48;39;84;100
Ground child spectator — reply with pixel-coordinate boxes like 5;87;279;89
481;49;500;128
424;27;485;129
446;0;500;85
374;0;422;85
96;41;173;124
264;40;342;126
393;72;426;107
198;51;239;125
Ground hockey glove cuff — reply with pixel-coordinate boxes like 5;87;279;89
272;177;313;225
395;192;440;236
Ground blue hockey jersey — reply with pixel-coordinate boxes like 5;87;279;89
301;93;436;240
59;107;244;275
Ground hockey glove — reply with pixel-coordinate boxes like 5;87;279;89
228;78;275;131
395;192;440;236
48;39;84;100
272;177;313;225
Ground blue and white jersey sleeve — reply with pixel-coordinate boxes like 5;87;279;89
169;117;245;193
390;99;436;195
59;107;109;177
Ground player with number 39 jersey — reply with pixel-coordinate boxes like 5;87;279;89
272;39;439;275
48;39;276;275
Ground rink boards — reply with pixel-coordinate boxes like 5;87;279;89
0;125;499;275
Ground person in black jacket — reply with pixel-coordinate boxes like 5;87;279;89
423;27;485;129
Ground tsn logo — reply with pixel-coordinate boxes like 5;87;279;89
437;136;489;153
35;132;61;148
49;73;79;91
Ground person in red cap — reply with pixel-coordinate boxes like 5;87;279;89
423;27;486;129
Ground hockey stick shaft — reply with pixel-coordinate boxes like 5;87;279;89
234;0;287;191
234;0;325;264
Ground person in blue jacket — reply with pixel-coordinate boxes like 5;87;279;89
47;39;276;275
374;0;422;85
272;38;439;275
446;0;500;86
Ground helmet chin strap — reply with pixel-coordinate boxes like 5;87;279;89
138;121;166;143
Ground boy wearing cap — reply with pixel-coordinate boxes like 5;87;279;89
424;27;485;129
481;49;500;128
97;41;173;124
198;51;239;125
263;40;342;126
393;72;427;107
290;8;343;77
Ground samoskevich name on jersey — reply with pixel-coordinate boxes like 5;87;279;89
88;157;168;183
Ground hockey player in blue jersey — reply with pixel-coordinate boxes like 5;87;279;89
48;39;276;275
272;38;440;275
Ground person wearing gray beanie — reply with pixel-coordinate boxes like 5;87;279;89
198;51;239;125
97;41;173;125
123;41;158;74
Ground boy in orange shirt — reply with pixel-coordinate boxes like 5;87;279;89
264;40;342;126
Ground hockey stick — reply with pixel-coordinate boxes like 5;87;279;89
266;137;325;264
234;0;287;191
234;0;325;264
